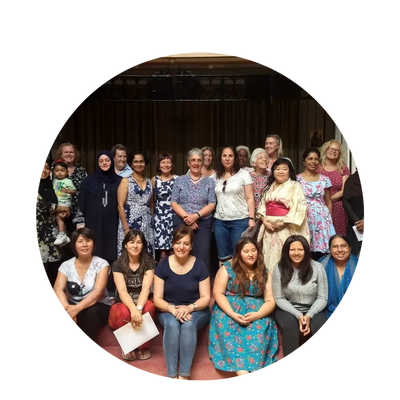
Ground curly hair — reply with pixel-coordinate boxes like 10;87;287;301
319;139;347;173
230;237;267;298
55;142;81;165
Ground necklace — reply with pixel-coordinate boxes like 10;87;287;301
132;174;145;182
190;173;202;182
174;254;189;270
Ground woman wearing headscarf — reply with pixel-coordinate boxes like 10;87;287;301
74;150;122;264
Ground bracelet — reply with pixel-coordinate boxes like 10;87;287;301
196;212;201;218
249;217;255;220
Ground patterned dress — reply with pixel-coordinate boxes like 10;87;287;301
117;176;155;257
209;262;278;372
69;165;87;221
251;172;270;213
154;175;176;250
296;174;336;253
317;165;350;236
36;194;61;263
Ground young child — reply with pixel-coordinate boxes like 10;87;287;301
52;158;76;246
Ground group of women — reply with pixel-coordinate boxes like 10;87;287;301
36;135;362;378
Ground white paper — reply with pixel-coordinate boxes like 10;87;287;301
352;225;363;241
113;312;160;354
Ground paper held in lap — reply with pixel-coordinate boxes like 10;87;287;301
113;312;159;354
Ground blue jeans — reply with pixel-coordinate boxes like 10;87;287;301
213;218;249;261
158;308;210;378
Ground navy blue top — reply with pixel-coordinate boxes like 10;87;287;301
155;256;209;305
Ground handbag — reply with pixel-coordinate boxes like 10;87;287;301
241;219;262;240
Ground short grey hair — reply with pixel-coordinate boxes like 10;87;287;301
236;145;251;159
186;147;203;161
250;148;267;167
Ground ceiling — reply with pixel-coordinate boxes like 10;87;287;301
120;53;278;77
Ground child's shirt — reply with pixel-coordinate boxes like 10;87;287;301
53;177;76;203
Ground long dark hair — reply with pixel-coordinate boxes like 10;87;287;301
114;230;156;278
215;145;240;179
230;237;267;297
278;235;312;287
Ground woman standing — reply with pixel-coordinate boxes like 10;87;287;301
108;230;156;361
214;146;256;263
297;148;335;260
74;150;122;263
171;148;216;271
317;140;350;236
37;159;69;285
319;234;358;319
54;142;87;230
272;235;328;357
53;228;111;341
236;145;254;172
257;158;309;273
201;146;217;179
209;237;278;375
151;153;177;260
153;226;211;379
117;150;155;258
249;148;270;214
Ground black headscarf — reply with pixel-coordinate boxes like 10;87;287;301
83;150;122;195
38;159;58;204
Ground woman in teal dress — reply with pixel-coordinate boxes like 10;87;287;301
208;237;278;375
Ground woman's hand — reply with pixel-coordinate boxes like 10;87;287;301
189;222;199;231
130;308;143;328
355;219;364;233
243;311;260;324
272;220;286;232
65;304;80;320
174;305;193;322
298;315;311;336
231;312;249;325
262;218;275;233
247;218;256;231
183;213;199;226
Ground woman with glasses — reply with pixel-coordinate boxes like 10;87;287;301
214;146;256;264
117;150;155;257
319;234;358;319
53;227;112;341
317;140;350;236
171;148;216;271
272;235;328;357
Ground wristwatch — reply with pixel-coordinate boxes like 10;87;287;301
192;303;197;311
137;305;143;312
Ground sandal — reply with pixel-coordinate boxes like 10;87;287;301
137;348;151;360
121;350;137;361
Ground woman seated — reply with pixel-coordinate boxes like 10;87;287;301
319;234;358;319
153;226;211;379
108;230;157;361
272;235;328;357
53;228;111;341
209;237;278;375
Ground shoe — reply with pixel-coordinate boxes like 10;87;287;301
59;234;70;247
121;350;137;361
137;348;151;360
54;232;65;246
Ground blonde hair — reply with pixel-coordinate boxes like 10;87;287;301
319;139;347;172
55;142;81;165
265;134;283;158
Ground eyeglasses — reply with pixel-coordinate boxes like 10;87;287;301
133;160;145;165
222;180;227;193
327;147;340;153
331;244;349;249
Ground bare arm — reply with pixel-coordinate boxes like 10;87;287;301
117;178;129;233
53;271;70;308
153;275;176;316
331;175;349;202
246;272;276;320
324;187;333;217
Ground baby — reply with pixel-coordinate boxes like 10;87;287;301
52;159;76;246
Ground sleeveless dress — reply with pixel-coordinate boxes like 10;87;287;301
117;176;155;257
154;175;176;250
208;262;279;372
297;174;336;253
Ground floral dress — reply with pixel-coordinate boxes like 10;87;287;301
154;175;176;250
297;174;336;253
36;194;61;263
69;165;87;221
117;176;155;257
208;262;278;372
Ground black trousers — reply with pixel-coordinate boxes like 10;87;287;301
68;301;110;342
274;307;327;356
